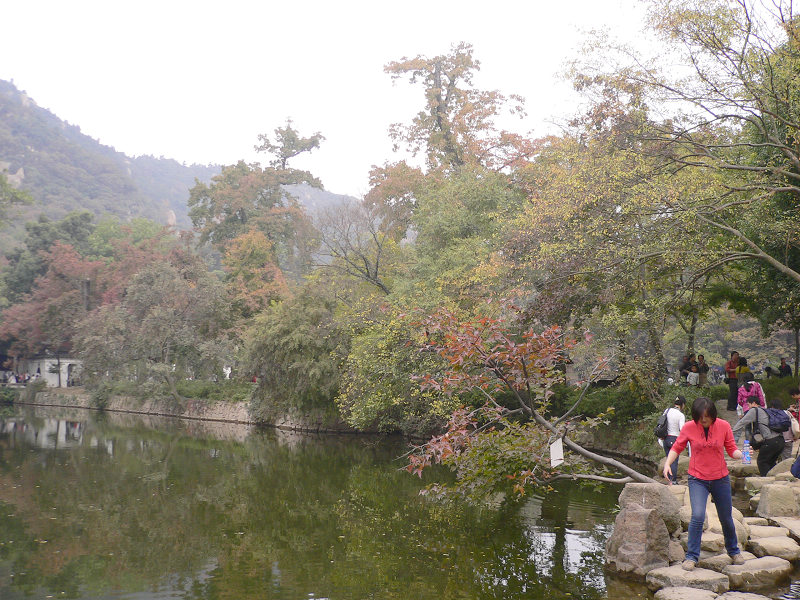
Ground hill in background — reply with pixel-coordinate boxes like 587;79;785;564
0;79;356;254
0;79;220;242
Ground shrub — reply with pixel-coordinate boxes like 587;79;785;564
759;376;799;409
176;379;253;403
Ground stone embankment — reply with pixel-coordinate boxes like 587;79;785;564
19;388;356;433
606;457;800;599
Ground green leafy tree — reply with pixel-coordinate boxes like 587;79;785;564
336;307;454;435
254;118;325;170
3;211;95;303
188;161;318;281
243;283;347;420
77;254;231;400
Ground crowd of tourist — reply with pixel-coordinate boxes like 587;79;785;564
660;351;800;571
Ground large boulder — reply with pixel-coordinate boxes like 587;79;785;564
646;564;729;594
722;556;792;591
606;505;670;578
755;484;800;518
619;482;682;534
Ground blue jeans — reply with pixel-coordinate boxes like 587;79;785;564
663;436;678;482
686;475;740;562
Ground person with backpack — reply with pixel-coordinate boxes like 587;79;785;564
659;396;687;483
732;397;788;475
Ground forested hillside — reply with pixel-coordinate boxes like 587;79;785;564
0;79;218;246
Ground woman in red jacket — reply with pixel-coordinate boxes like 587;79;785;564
663;396;744;570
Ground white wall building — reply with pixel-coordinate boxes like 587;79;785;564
20;357;82;387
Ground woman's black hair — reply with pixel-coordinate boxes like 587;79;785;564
740;357;748;366
691;397;717;423
741;372;754;383
674;395;686;407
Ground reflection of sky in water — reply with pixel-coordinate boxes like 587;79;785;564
519;492;614;590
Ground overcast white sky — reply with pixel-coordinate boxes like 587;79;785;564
1;0;648;197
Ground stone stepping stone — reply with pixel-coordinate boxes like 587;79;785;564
717;593;776;599
747;524;788;538
728;462;761;479
744;477;774;494
769;517;800;542
698;551;756;572
746;535;800;560
654;586;718;599
742;517;768;527
705;499;744;523
646;564;729;594
756;484;800;518
722;555;792;591
707;517;748;545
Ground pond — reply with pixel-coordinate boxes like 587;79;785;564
0;404;651;599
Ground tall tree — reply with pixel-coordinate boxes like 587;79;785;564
385;42;533;171
187;161;318;280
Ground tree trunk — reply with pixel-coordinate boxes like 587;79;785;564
686;313;697;356
795;327;799;380
647;323;666;378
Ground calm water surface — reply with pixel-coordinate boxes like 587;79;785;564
0;404;651;600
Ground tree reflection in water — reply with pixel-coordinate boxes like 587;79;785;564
0;406;649;599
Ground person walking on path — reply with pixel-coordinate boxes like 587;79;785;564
662;396;687;484
732;398;785;476
725;351;740;411
663;397;744;570
737;374;765;413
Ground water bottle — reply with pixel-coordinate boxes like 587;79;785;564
742;440;751;464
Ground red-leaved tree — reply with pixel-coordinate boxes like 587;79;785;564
407;309;654;501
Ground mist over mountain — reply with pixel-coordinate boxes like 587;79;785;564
0;79;353;250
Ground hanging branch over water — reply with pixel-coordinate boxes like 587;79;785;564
405;309;655;501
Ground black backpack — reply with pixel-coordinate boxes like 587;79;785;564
654;409;669;438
